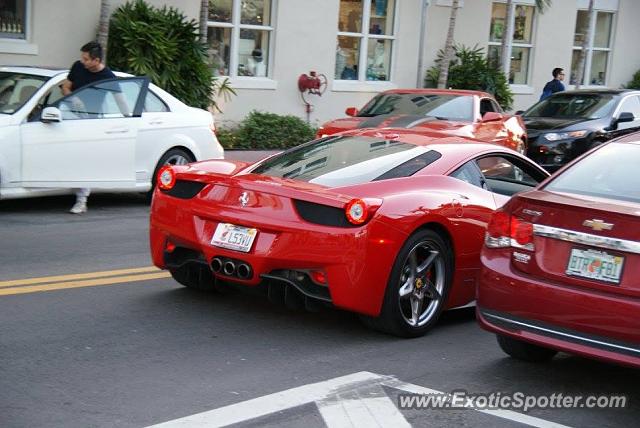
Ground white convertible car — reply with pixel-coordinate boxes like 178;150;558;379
0;66;223;200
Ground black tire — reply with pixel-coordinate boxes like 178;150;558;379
496;334;558;362
170;264;217;292
148;148;195;200
361;229;453;338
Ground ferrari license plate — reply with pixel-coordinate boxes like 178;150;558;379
211;223;257;253
566;248;624;284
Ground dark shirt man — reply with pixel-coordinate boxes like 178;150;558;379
61;41;116;214
540;68;566;101
62;41;115;95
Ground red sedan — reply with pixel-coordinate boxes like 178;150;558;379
317;89;527;153
478;132;640;367
150;129;548;337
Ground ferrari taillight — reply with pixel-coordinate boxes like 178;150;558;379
485;210;535;251
345;198;382;226
345;199;368;225
157;165;176;191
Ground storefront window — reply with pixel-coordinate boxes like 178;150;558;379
240;0;270;25
207;0;273;78
207;27;231;77
209;0;232;22
336;0;396;82
570;10;614;86
487;2;535;85
0;0;27;40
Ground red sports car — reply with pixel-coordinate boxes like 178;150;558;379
150;129;548;337
317;89;527;153
478;132;640;367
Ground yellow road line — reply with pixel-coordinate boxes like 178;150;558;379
0;266;162;288
0;272;171;296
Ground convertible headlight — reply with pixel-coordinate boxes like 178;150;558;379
543;130;588;141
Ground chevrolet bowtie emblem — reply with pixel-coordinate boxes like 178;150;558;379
239;191;249;207
583;219;613;231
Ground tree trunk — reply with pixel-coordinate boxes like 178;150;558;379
200;0;209;42
437;0;460;89
97;0;110;62
574;0;595;89
499;0;514;76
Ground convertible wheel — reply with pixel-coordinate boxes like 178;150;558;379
170;264;217;292
148;148;195;200
362;229;452;338
496;334;558;362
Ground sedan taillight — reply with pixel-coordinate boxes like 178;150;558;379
485;210;534;251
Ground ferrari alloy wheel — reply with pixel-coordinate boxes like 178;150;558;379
397;241;446;329
362;229;452;337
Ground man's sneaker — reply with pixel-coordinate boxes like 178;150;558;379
69;200;87;214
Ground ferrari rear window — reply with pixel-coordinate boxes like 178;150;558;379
357;93;474;121
544;142;640;203
251;136;441;187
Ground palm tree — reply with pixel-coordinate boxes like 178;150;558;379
499;0;551;76
199;0;209;42
573;0;595;89
97;0;110;62
437;0;460;89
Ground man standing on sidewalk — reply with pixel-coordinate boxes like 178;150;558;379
61;41;116;214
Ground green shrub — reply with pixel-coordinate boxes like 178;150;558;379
218;111;317;150
108;0;233;109
625;70;640;89
425;44;514;111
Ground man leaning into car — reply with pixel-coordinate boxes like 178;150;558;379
61;41;115;214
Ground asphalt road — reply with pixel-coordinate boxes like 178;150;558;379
1;192;638;428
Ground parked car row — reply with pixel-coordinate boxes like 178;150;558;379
149;87;639;369
3;68;637;370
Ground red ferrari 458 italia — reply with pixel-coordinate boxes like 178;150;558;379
316;89;527;153
478;132;640;368
150;129;548;337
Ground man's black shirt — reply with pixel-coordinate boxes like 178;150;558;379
67;60;115;91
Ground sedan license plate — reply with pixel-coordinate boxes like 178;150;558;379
566;248;624;284
211;223;257;253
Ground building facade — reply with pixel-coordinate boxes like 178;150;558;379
1;0;639;127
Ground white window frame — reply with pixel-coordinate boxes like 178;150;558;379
333;0;399;92
0;0;37;55
207;0;277;90
487;1;537;94
571;8;616;88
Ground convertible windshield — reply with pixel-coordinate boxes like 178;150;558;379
524;93;617;119
251;136;441;187
357;93;474;121
0;72;48;114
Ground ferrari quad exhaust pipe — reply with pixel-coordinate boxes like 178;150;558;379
211;257;223;273
236;263;252;280
223;260;236;276
212;257;252;279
